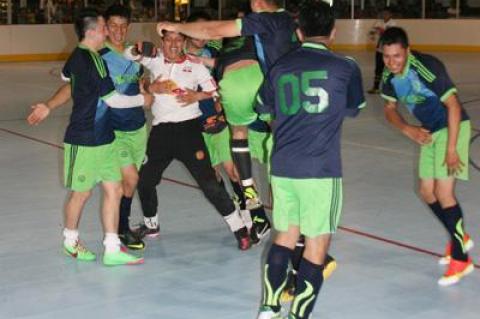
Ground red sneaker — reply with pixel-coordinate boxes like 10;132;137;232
439;234;473;265
438;258;474;286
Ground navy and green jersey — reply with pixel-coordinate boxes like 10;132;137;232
237;9;299;74
248;118;271;133
62;45;115;146
381;52;469;133
256;43;366;178
214;36;257;82
99;44;146;132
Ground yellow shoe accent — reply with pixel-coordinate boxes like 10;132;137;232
323;258;337;280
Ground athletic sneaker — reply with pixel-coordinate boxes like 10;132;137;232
64;241;96;262
119;230;146;250
438;234;474;265
250;217;271;244
323;254;338;279
257;306;283;319
234;227;251;251
244;186;263;210
103;250;144;266
280;255;337;303
131;223;160;239
438;258;474;286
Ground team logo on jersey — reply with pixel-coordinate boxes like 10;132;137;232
181;60;193;73
78;175;86;183
182;65;192;73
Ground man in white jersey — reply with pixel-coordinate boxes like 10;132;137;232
125;31;252;250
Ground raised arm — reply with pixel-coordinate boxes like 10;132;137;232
157;20;240;40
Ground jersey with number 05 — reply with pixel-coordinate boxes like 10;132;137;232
256;42;366;178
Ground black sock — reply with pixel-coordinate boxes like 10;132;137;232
231;139;253;188
428;201;449;230
292;236;305;274
119;196;133;234
373;77;380;90
443;204;468;261
262;244;293;311
250;206;269;224
290;258;324;319
231;180;246;210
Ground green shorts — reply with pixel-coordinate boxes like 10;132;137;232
248;129;272;165
202;127;232;167
219;63;264;126
113;125;147;170
64;143;121;192
271;176;343;238
419;120;470;181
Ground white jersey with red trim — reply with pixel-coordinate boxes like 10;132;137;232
126;49;217;124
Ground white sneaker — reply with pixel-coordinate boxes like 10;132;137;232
258;306;283;319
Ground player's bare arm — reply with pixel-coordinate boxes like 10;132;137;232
384;100;432;145
27;84;71;125
443;94;464;175
157;20;240;40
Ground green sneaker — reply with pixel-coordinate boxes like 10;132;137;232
64;242;96;262
103;250;144;266
244;186;262;210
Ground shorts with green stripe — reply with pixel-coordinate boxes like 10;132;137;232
113;125;147;170
202;127;232;167
218;63;264;126
419;120;470;181
248;129;272;165
271;176;343;238
64;143;121;192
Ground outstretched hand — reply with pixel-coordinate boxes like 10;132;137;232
27;103;50;125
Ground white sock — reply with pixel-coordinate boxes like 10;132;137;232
103;233;121;253
240;210;253;230
224;210;245;233
63;228;79;247
241;178;254;188
144;215;159;229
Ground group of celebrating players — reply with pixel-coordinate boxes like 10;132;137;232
27;0;475;318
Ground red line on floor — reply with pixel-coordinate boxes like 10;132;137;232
1;127;63;149
2;126;479;269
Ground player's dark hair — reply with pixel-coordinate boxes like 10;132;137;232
298;1;335;38
104;4;132;23
253;0;283;7
161;29;186;39
74;8;101;41
270;0;284;6
186;11;212;22
380;27;409;49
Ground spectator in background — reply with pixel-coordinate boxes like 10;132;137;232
368;6;396;94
